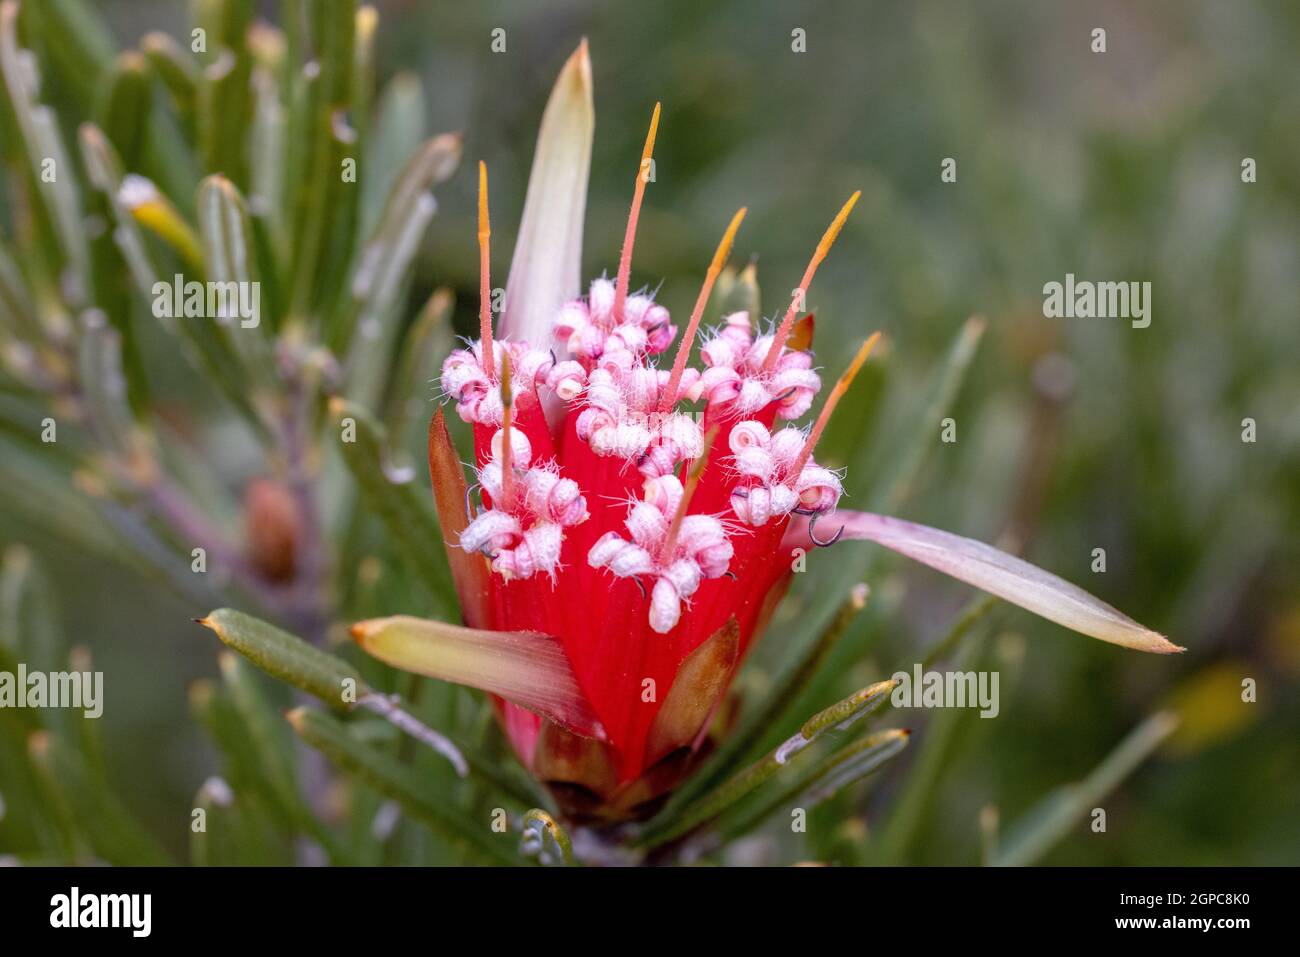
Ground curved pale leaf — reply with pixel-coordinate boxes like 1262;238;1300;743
500;39;593;350
790;511;1181;654
352;614;605;740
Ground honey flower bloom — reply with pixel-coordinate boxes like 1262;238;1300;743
353;42;1179;822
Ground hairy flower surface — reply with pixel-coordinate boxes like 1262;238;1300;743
353;42;1179;821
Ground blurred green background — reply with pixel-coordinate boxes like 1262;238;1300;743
2;0;1297;864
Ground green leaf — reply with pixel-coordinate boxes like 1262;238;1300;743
197;174;275;374
190;776;285;867
0;435;128;565
331;399;457;609
27;731;174;865
637;678;898;847
0;543;60;673
197;46;252;185
359;72;426;240
718;728;910;844
350;6;378;145
199;607;365;709
872;631;989;864
76;310;148;462
992;712;1179;867
80;129;269;436
869;314;986;513
217;653;302;811
215;652;353;861
0;241;39;342
380;286;452;456
141;31;200;123
199;608;483;782
921;594;998;670
330;131;460;354
98;52;152;173
0;3;90;302
17;0;114;113
658;583;869;820
520;809;576;866
287;706;520;866
248;64;287;260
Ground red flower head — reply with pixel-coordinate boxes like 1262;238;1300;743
352;42;1179;823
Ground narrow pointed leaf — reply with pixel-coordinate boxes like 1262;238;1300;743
27;731;174;865
0;3;90;299
197;48;251;185
332;399;457;609
873;631;988;864
76;310;147;461
352;614;605;740
638;678;897;847
199;609;523;798
870;314;985;512
99;52;152;172
198;607;367;709
1;544;61;673
719;728;910;843
382;287;453;449
358;72;426;240
190;776;285;867
660;584;868;817
20;0;114;112
197;175;274;375
922;594;998;669
80;128;267;436
500;40;593;349
248;65;286;250
287;707;519;866
0;242;38;341
141;31;200;119
803;511;1181;654
993;712;1179;867
334;131;460;348
217;652;302;813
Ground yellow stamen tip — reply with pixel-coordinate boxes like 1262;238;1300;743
615;103;664;321
837;331;881;392
660;207;748;413
478;160;494;362
711;207;747;274
477;161;490;240
819;191;860;256
640;103;662;179
763;191;862;371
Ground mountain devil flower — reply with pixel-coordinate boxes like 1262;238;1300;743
351;41;1180;823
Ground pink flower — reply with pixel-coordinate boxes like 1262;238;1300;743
352;42;1179;822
